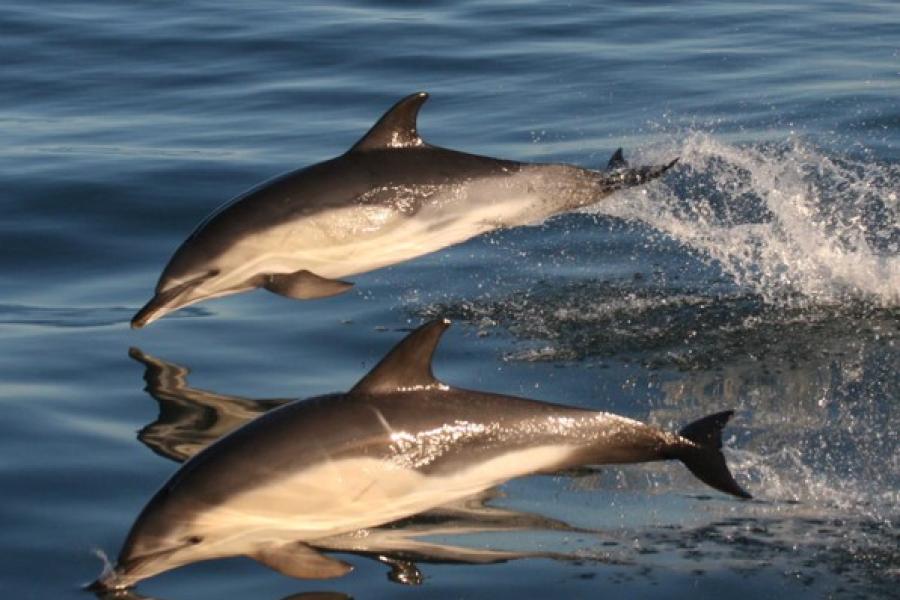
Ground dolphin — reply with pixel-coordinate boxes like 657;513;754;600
131;93;678;327
93;319;748;591
126;348;598;584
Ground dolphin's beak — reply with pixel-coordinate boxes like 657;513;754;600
86;569;130;593
131;271;219;329
89;541;196;592
131;294;177;329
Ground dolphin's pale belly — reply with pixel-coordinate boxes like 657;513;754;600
207;174;563;289
190;444;576;543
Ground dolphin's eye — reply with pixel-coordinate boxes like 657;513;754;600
185;536;203;545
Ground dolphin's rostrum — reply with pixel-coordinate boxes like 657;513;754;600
94;319;748;591
132;93;677;327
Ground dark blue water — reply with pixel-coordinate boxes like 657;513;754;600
2;1;898;598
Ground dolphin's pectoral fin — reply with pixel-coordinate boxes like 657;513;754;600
263;270;354;300
349;92;429;152
251;543;353;580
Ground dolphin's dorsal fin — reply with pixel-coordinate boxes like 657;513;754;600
350;318;450;394
607;148;627;169
349;92;429;152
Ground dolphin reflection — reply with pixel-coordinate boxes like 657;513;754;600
91;588;352;600
97;319;749;591
130;347;292;463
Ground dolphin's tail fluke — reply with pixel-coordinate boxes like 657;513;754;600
674;411;752;499
600;148;678;192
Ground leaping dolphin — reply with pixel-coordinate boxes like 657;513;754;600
93;319;749;591
132;93;677;327
126;348;597;585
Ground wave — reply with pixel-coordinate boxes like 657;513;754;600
0;304;210;328
418;282;898;369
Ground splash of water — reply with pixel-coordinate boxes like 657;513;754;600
87;547;120;591
593;133;900;306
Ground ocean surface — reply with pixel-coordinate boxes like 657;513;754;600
2;1;898;598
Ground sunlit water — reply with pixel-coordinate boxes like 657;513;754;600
1;1;898;599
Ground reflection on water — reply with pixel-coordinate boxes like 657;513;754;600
94;589;352;600
279;594;353;600
131;348;292;463
312;492;595;586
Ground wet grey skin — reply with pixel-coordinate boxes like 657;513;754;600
94;319;749;591
131;92;678;328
